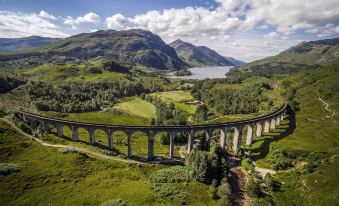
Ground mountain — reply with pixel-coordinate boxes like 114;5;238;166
0;29;188;70
223;56;246;66
169;39;234;67
232;37;339;77
0;36;60;52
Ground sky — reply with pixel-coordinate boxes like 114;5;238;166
1;0;339;62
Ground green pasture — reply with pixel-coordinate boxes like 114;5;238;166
114;97;156;119
150;90;197;114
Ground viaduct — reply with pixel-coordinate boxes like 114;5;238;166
15;103;287;160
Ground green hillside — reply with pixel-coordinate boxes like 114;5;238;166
245;67;339;206
0;120;213;205
0;29;188;71
227;38;339;81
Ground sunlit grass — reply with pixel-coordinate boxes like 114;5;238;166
114;97;156;119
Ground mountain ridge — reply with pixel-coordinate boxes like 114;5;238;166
0;36;60;52
169;39;235;67
233;37;339;75
225;37;339;82
0;29;188;71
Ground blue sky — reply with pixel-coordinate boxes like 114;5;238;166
1;0;339;61
0;0;216;17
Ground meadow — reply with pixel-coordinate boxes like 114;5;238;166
0;121;214;206
114;97;156;119
150;90;197;114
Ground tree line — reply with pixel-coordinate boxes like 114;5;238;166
191;78;273;115
23;80;149;113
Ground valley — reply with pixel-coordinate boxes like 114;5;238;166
0;28;338;206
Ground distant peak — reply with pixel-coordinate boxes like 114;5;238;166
174;39;184;43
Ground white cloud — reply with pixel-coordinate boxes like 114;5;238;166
90;29;98;32
104;0;339;39
336;26;339;33
0;11;68;38
259;25;269;30
103;0;339;61
306;23;338;37
106;13;127;30
179;34;301;62
39;10;57;20
264;32;280;39
64;12;101;28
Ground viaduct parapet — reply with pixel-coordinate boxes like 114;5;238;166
15;103;287;160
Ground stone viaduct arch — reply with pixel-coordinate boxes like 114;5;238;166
15;103;287;161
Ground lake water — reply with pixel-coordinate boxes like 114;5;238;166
176;66;233;80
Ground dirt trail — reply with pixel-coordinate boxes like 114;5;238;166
247;156;276;179
0;117;146;165
248;156;307;180
318;96;336;118
227;154;251;206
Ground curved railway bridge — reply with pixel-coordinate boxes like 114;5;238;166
15;103;287;160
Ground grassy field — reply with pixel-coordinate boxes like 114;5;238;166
114;97;156;119
0;121;214;206
150;90;197;114
244;68;339;206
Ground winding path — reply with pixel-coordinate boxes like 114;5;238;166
318;96;336;118
0;117;146;165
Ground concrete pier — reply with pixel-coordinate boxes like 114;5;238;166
233;126;243;151
148;130;155;160
220;128;227;150
256;122;263;137
246;124;254;145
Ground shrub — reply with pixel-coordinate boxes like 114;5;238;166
100;199;126;206
153;183;189;204
252;196;274;206
264;173;274;192
185;146;227;183
209;179;219;199
217;177;231;198
88;67;102;74
216;195;232;206
245;177;262;198
241;158;254;171
0;163;21;175
150;166;191;183
0;106;7;117
58;147;80;154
